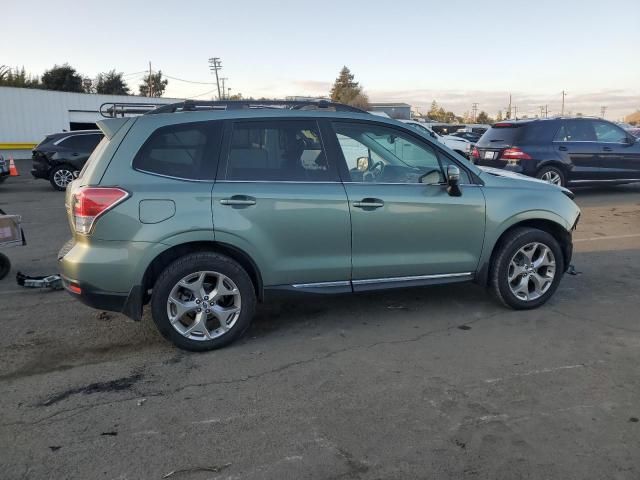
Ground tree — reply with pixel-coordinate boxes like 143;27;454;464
0;66;41;88
329;66;368;108
496;110;503;122
476;111;493;124
41;64;83;92
95;70;130;95
139;70;168;97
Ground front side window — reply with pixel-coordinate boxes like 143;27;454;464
593;121;628;143
333;122;446;184
225;120;334;181
554;121;596;142
133;121;222;180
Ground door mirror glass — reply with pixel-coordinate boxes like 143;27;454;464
356;156;370;172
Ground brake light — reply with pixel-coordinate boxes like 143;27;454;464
500;147;532;160
494;123;515;127
471;147;480;159
71;187;129;234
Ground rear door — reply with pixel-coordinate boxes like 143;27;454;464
57;133;103;170
552;120;600;181
592;120;640;180
329;120;485;287
212;119;351;290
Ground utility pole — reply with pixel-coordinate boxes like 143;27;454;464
220;77;228;100
561;90;567;115
471;103;479;122
600;106;607;119
208;57;223;100
148;61;153;97
545;105;548;118
539;106;545;118
513;105;518;120
228;87;232;99
507;94;512;119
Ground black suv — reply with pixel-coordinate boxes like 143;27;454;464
31;130;104;190
472;118;640;187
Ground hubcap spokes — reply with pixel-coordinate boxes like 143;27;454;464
167;271;241;341
507;242;556;301
541;171;561;185
54;170;73;187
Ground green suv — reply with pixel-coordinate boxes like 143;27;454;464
60;101;580;351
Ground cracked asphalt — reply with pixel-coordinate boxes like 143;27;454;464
1;159;640;479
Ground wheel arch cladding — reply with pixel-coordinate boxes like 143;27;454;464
142;241;263;303
477;218;572;286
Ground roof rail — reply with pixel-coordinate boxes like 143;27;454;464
100;102;171;118
148;99;368;115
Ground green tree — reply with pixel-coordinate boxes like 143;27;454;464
41;64;83;92
496;110;503;122
96;70;130;95
475;111;493;124
0;66;41;88
139;70;168;97
428;100;441;120
329;66;369;108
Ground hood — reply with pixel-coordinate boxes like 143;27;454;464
479;166;575;198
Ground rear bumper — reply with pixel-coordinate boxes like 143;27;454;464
31;166;50;179
61;275;144;321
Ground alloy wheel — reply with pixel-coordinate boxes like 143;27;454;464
507;242;556;301
53;169;74;188
540;170;562;185
166;271;242;341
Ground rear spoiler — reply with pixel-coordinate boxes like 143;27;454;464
96;118;131;140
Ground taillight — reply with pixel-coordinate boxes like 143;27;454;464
471;147;480;159
71;187;129;234
500;147;532;160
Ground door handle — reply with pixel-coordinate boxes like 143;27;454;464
353;198;384;209
602;146;613;152
558;146;568;151
220;195;256;206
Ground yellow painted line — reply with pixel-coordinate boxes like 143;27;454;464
0;143;37;150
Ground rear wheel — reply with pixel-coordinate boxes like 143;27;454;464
151;252;256;351
0;253;10;280
49;165;75;191
490;227;564;309
536;166;565;187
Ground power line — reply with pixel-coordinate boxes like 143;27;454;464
162;73;216;85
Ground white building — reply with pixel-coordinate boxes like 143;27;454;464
0;87;180;159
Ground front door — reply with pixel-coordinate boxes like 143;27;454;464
329;121;486;287
212;119;351;290
592;120;640;181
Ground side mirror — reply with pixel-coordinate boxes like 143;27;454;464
625;135;637;145
447;165;462;197
356;156;370;172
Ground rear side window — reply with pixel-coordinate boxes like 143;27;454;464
225;120;335;181
133;121;222;180
59;134;103;151
554;120;596;142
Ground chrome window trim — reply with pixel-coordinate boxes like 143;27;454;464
133;168;214;182
342;182;481;187
352;272;473;286
216;180;342;184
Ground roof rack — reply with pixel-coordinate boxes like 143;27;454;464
100;102;169;118
149;99;368;115
99;99;368;118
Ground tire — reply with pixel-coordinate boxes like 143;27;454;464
536;165;566;187
151;252;256;351
49;165;75;191
0;253;10;280
490;227;564;310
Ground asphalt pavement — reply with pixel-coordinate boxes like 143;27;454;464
1;159;639;479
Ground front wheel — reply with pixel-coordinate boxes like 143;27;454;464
536;166;566;187
151;252;256;351
49;165;75;191
490;227;564;309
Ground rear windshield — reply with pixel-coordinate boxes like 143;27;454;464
477;121;556;147
35;135;58;149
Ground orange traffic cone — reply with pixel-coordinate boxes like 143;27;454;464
9;156;19;176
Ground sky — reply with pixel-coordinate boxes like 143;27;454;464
3;0;639;120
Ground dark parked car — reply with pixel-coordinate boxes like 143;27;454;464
451;131;482;143
472;118;640;187
31;130;103;190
